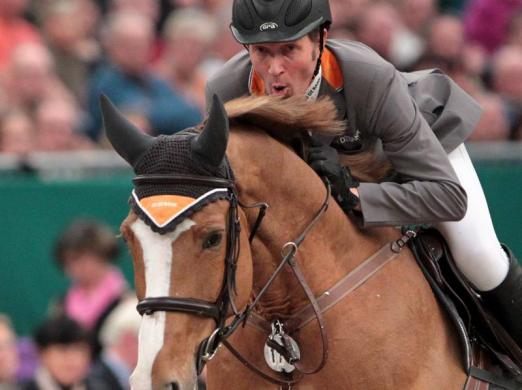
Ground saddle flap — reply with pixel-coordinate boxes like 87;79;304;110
410;229;522;383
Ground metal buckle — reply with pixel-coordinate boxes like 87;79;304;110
391;229;417;253
201;328;222;362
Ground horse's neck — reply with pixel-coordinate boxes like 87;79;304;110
228;129;398;318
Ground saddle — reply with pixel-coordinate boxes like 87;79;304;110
410;229;522;390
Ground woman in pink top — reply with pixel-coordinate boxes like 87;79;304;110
53;219;128;357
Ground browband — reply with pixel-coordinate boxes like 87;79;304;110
133;174;235;189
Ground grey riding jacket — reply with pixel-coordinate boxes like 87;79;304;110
205;39;483;227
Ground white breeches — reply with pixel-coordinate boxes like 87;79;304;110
435;144;509;291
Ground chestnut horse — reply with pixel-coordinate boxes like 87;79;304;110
101;94;466;389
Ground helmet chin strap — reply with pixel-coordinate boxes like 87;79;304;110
312;27;325;77
306;27;325;101
305;67;322;101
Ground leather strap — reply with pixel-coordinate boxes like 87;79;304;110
286;256;328;375
133;174;235;188
464;374;490;390
219;252;327;386
285;241;401;333
223;233;413;386
464;346;490;390
136;297;220;319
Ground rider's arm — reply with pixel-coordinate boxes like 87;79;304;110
354;62;468;227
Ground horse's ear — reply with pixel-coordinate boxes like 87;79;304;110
100;94;154;167
192;94;229;167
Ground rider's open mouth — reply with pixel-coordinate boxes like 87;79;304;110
271;84;288;95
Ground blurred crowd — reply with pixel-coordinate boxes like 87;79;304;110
1;219;141;389
1;0;522;388
0;0;520;158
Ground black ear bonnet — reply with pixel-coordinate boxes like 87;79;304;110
129;131;232;234
100;94;232;235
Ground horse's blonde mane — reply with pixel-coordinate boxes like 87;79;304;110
225;95;345;137
224;96;391;182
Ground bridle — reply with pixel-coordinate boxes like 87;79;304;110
134;161;332;386
134;171;243;352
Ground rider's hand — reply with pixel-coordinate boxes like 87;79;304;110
308;137;360;213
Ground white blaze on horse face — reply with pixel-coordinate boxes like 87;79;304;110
129;218;195;390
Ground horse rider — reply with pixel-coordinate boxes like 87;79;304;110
204;0;522;347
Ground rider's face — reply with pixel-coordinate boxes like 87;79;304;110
249;34;320;97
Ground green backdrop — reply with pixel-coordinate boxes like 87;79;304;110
1;161;521;336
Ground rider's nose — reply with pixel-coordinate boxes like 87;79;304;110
268;57;284;76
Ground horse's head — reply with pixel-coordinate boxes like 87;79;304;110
101;95;253;390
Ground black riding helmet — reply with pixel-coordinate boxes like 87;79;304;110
231;0;332;44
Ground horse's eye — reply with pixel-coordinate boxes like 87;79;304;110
202;231;223;249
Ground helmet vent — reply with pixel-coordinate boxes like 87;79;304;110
285;0;312;27
252;0;284;22
233;0;255;29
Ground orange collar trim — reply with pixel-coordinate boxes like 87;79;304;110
249;47;344;96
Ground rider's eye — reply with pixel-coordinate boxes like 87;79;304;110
253;46;267;55
202;231;223;249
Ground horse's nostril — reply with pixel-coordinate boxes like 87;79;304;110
170;382;179;390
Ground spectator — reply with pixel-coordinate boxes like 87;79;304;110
394;0;436;35
21;316;93;390
34;99;93;152
0;110;34;155
464;0;522;54
86;11;201;140
507;9;522;49
468;94;511;141
490;45;522;139
199;3;243;77
389;0;435;69
328;0;371;35
353;2;400;63
88;295;140;390
0;315;20;390
426;15;466;66
155;8;217;111
1;43;75;115
40;0;102;105
52;219;128;358
413;15;486;97
492;46;522;102
109;0;160;24
107;0;162;60
0;0;41;69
